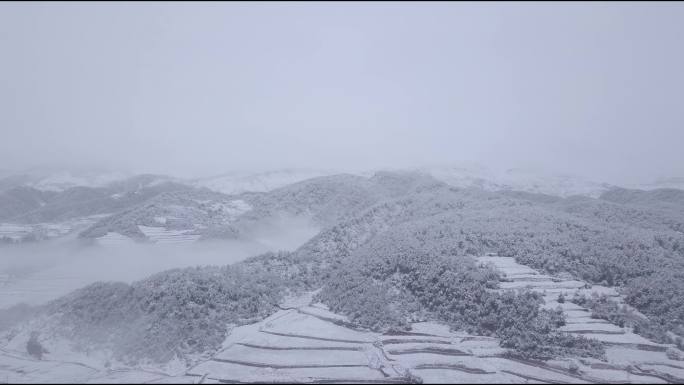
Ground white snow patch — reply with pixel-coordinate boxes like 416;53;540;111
96;232;134;246
0;223;33;241
203;200;252;222
138;226;201;244
153;216;167;225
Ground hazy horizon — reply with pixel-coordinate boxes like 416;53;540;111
4;161;681;189
3;4;684;383
2;2;684;185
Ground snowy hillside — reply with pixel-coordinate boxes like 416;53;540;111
3;170;684;383
421;165;615;198
78;189;251;242
191;169;343;195
27;171;131;192
0;170;182;193
637;177;684;191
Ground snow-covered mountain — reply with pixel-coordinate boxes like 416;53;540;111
420;164;615;198
1;169;336;196
190;168;343;195
5;165;680;200
636;176;684;191
3;169;684;383
26;171;132;192
2;166;682;246
0;169;135;193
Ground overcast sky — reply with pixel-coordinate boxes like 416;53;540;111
1;2;683;184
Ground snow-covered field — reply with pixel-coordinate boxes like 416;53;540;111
94;232;136;246
476;256;683;381
1;216;107;243
0;223;33;241
137;226;201;244
2;258;684;383
186;283;684;384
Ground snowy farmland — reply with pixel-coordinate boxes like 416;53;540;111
138;226;202;244
3;261;684;384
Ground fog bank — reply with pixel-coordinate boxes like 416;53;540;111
0;216;319;308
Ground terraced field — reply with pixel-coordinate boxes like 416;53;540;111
0;347;195;384
476;255;684;384
1;216;106;243
95;232;136;246
0;223;34;241
137;226;202;244
3;256;684;383
95;227;201;245
181;258;684;384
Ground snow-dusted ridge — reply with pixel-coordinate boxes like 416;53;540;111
420;164;616;198
190;168;346;195
3;165;681;199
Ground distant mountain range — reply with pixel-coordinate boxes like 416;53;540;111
0;165;682;245
4;165;680;197
190;168;340;195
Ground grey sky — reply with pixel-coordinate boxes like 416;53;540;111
1;2;683;184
